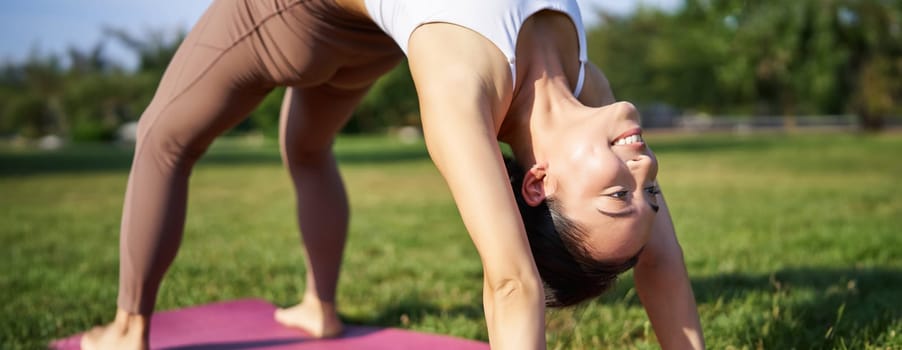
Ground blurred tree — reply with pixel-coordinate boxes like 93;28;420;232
345;60;419;133
839;0;902;130
0;50;66;138
5;3;896;141
67;42;113;76
61;72;145;141
587;4;745;114
587;0;902;130
59;43;136;141
0;26;181;141
245;87;286;139
104;27;185;75
724;1;844;127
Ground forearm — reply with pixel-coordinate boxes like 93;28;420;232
418;89;547;349
634;192;705;349
483;277;546;349
635;253;705;349
420;98;547;349
408;36;547;348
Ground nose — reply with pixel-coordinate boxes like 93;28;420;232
626;154;658;184
627;155;660;216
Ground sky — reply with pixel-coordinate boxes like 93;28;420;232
0;0;681;69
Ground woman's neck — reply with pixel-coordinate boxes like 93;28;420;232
499;15;584;167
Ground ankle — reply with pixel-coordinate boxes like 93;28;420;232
302;292;337;308
112;309;150;336
299;299;340;321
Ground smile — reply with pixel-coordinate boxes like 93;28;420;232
612;133;644;146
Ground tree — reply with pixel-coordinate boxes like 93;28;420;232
585;0;902;130
838;0;902;130
104;27;185;75
345;60;419;133
0;50;66;138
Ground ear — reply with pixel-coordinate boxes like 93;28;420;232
521;163;549;207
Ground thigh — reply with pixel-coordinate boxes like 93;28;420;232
136;28;272;159
278;43;403;153
279;84;372;158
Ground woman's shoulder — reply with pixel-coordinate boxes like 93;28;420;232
407;23;514;111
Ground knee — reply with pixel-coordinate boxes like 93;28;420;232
281;130;336;168
284;147;334;169
136;125;208;174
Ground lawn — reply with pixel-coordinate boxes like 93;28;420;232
1;132;900;349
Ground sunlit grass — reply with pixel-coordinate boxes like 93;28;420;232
1;131;900;349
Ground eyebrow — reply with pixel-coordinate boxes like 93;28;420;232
597;207;636;218
598;201;659;216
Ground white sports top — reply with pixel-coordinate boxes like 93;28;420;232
364;0;589;96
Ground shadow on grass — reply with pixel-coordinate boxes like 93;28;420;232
0;144;429;177
341;292;484;331
690;267;901;347
329;267;901;348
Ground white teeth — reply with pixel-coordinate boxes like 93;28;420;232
614;134;643;145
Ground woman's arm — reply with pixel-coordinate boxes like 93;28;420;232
408;24;546;350
634;193;706;349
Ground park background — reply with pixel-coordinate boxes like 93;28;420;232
1;0;901;349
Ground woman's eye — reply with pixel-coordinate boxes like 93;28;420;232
645;185;661;212
610;190;629;199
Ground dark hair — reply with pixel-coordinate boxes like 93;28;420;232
504;156;639;307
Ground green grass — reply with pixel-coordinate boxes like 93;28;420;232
1;132;900;349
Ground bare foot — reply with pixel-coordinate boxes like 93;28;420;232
80;309;149;350
275;299;344;338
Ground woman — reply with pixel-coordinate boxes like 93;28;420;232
81;0;704;349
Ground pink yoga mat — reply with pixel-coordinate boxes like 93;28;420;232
51;298;489;349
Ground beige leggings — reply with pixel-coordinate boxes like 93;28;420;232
117;0;401;314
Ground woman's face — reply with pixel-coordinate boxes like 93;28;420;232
544;102;659;262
